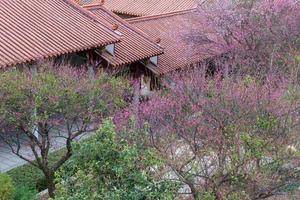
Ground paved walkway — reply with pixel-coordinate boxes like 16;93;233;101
0;144;28;172
0;129;93;173
0;137;66;172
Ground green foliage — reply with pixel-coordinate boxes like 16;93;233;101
255;114;278;130
55;120;178;200
13;186;37;200
199;192;216;200
286;85;300;102
226;191;249;200
198;190;249;200
7;164;43;191
0;173;14;200
242;75;256;87
280;169;300;193
241;133;266;159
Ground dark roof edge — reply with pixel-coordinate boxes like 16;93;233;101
127;8;197;23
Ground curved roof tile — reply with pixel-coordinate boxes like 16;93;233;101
0;0;120;68
83;4;163;67
75;0;197;16
128;9;223;74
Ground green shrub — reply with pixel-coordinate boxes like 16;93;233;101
7;163;44;190
14;186;37;200
36;177;47;192
200;192;216;200
0;173;14;200
55;120;179;200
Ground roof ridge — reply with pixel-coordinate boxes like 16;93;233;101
126;8;196;23
109;9;144;17
64;0;120;40
82;4;117;29
84;4;164;51
75;0;198;17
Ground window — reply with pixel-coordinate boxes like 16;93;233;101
150;56;158;66
105;44;115;56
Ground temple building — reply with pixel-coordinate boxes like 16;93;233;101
0;0;222;95
78;1;222;93
82;3;165;94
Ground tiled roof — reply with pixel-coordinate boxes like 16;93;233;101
0;0;120;68
74;0;100;6
75;0;197;16
84;4;163;67
128;9;222;74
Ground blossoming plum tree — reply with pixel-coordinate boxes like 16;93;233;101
194;0;300;78
0;66;129;198
115;69;300;199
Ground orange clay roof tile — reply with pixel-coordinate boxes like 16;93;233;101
83;4;163;67
75;0;198;16
127;9;223;74
0;0;120;68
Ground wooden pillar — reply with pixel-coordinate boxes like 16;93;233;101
87;51;96;79
88;65;95;79
140;74;151;96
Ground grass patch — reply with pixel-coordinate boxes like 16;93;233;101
6;148;67;192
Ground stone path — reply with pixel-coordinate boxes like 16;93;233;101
0;137;66;172
0;129;94;173
0;144;28;172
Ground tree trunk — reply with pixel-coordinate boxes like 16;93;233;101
188;182;200;200
45;171;56;198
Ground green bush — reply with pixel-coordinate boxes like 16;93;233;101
199;191;216;200
36;177;47;192
55;120;179;200
14;186;37;200
0;173;14;200
7;163;44;190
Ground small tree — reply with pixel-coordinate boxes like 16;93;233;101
54;119;178;200
0;66;128;198
115;70;300;199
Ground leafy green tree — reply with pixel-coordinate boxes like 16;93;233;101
54;119;178;200
0;67;128;198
